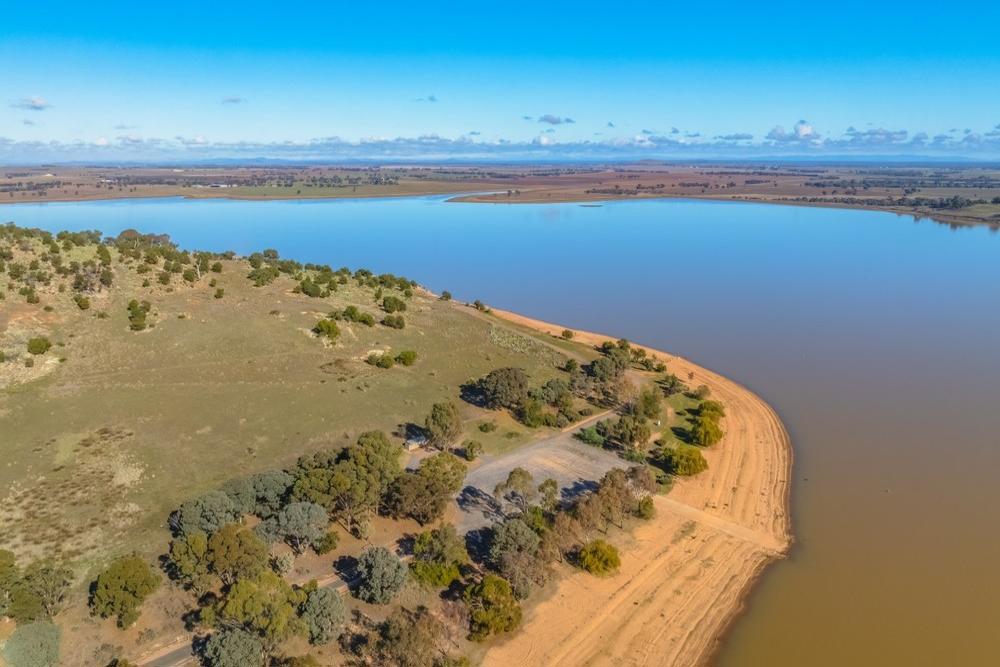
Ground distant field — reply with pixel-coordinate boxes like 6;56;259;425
4;163;1000;228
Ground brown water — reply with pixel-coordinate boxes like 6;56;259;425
4;196;999;666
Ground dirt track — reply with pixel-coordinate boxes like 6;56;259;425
480;308;792;667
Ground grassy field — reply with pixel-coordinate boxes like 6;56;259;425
0;236;570;578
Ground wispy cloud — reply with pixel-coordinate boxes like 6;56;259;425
114;124;138;130
22;119;36;126
11;96;50;111
221;96;247;105
414;94;438;103
607;121;615;128
715;133;753;141
537;114;575;125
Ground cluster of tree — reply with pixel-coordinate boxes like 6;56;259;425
198;571;346;662
385;452;467;525
166;517;346;665
409;524;469;587
453;465;656;640
332;305;376;327
470;367;583;429
578;384;661;460
689;399;725;446
342;604;469;667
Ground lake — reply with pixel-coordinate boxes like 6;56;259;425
3;195;999;666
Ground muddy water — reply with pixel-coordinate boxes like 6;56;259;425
3;195;999;666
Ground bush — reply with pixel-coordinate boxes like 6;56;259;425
464;575;521;641
214;288;225;299
312;319;340;340
658;444;708;476
636;495;656;519
463;440;483;461
182;268;198;283
382;295;407;313
440;290;452;301
561;329;574;340
381;314;405;329
26;337;51;355
127;299;150;331
355;546;407;604
478;421;497;433
395;350;417;366
576;426;605;447
367;352;395;369
410;524;467;588
313;530;339;555
73;294;90;310
578;539;620;576
211;262;223;273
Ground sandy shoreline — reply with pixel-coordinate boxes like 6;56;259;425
481;307;793;667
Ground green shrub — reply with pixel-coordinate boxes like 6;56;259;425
214;288;225;299
182;268;198;283
367;352;395;369
440;290;452;301
312;319;340;340
463;440;483;461
478;421;497;433
211;262;223;273
127;299;150;331
464;574;521;641
382;295;407;313
576;426;605;447
395;350;417;366
27;337;52;355
658;444;708;476
561;329;574;339
313;530;339;555
381;314;405;329
578;539;620;576
73;294;90;310
636;495;656;519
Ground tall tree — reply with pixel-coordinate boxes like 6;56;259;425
90;556;160;628
424;401;463;450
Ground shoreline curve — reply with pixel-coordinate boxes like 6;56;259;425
481;306;793;667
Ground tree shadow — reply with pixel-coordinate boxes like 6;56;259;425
459;380;487;407
457;485;504;525
464;527;494;565
561;479;598;503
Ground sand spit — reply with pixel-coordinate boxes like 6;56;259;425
481;308;792;667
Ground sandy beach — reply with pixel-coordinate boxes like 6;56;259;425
481;307;793;667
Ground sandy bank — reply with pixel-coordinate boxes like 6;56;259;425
481;307;793;667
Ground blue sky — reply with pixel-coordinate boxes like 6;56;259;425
3;1;1000;162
